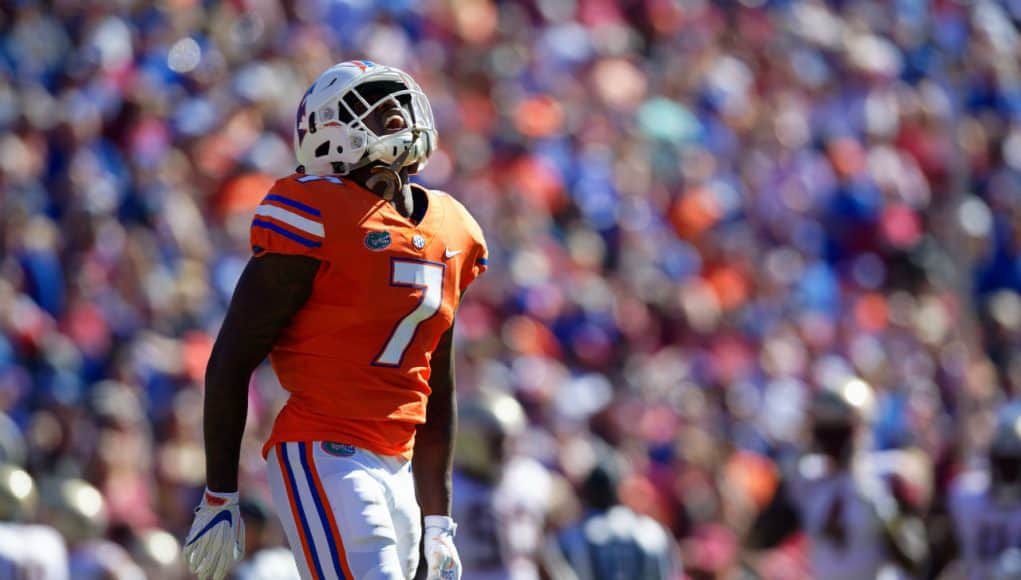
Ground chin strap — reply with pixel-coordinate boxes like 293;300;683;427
365;130;420;201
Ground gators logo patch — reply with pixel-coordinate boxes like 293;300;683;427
321;441;356;457
365;230;391;251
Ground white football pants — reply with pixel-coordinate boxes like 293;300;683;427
266;441;422;580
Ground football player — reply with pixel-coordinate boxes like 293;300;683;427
555;454;682;580
0;464;69;579
232;498;301;580
184;61;487;580
948;401;1021;578
452;389;571;580
745;378;929;579
39;476;144;579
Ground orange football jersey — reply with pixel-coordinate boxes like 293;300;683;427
250;173;488;459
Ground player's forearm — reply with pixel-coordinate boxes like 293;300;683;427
203;348;254;493
413;406;455;516
415;326;456;516
200;312;274;493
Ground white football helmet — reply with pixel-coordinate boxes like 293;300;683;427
39;477;108;543
0;463;36;522
455;389;527;482
294;60;437;176
810;377;875;461
811;376;876;427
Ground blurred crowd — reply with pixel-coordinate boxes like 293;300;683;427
2;0;1021;577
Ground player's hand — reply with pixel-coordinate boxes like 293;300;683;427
183;489;246;580
423;515;461;580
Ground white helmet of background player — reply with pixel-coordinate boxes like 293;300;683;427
0;464;37;522
810;377;875;461
39;477;109;544
990;401;1021;500
294;60;437;176
455;390;527;482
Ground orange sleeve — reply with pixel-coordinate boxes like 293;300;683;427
456;200;488;292
250;175;330;260
465;232;488;288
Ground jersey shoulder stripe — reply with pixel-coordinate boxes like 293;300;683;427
252;219;323;247
264;193;322;217
253;185;326;248
251;176;333;257
255;204;325;237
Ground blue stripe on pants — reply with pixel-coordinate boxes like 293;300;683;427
282;443;327;580
298;441;346;579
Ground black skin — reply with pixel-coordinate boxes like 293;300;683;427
203;93;458;521
745;479;802;551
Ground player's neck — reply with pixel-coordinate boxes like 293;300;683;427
347;166;416;218
392;184;415;218
350;169;428;224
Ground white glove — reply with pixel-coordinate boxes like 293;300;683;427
183;489;246;580
424;515;462;580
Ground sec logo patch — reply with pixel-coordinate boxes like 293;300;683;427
365;230;391;251
321;441;356;457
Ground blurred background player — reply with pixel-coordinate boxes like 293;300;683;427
132;528;187;580
231;497;300;580
745;378;930;579
555;453;682;580
0;464;68;579
947;401;1021;578
452;389;573;580
185;60;486;580
39;476;144;579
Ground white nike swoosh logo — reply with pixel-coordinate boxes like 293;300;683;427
444;249;462;259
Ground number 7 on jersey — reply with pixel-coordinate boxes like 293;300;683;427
374;259;445;367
